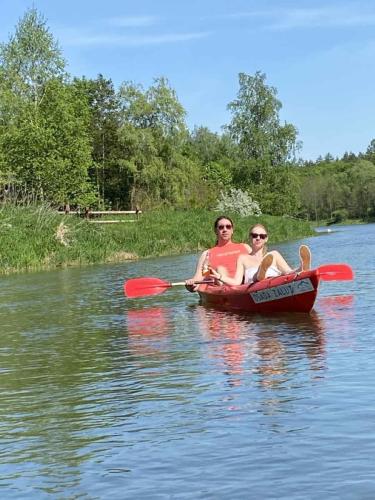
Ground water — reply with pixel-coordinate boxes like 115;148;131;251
0;224;374;499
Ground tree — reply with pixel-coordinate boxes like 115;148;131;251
119;77;186;139
226;72;299;166
1;79;95;204
0;8;95;205
346;160;375;218
187;126;236;164
117;78;202;208
0;8;66;106
74;75;121;205
364;139;375;163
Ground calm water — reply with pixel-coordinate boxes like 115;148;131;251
0;224;374;499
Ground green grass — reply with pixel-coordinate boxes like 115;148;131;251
0;205;315;274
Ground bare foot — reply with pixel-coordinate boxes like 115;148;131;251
299;245;311;271
257;254;273;281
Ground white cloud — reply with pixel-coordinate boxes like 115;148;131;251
269;6;375;30
106;16;158;28
64;31;211;47
228;5;375;30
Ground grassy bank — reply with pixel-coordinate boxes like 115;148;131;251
0;205;315;274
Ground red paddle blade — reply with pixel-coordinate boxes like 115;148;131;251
124;277;172;298
317;264;354;281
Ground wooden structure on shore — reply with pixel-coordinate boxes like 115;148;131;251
57;208;142;223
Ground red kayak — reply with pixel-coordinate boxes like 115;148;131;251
198;266;350;314
124;264;353;314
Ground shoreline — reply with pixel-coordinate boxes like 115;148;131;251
0;205;316;275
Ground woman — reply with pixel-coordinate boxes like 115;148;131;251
210;223;311;286
185;215;251;292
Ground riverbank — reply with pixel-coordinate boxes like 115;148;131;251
312;218;368;227
0;205;315;274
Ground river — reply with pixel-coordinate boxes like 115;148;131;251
0;223;374;499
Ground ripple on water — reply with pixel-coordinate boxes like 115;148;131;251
0;227;374;498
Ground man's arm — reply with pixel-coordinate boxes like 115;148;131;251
185;250;208;292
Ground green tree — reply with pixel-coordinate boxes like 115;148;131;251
73;75;121;206
1;79;95;204
0;8;66;105
364;139;375;164
223;71;300;215
0;8;95;205
117;78;202;208
346;160;375;218
226;72;299;166
186;127;236;192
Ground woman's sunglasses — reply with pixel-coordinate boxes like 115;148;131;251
251;232;267;240
218;224;232;230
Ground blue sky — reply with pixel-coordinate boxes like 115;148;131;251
2;0;375;160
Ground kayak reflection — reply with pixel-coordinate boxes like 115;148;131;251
126;307;171;337
126;307;172;362
196;307;246;387
192;304;327;388
317;294;355;349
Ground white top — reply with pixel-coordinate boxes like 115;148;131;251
244;265;281;284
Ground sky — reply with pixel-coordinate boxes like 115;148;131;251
2;0;375;160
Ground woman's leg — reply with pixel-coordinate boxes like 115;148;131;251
299;245;311;271
269;251;293;274
257;254;274;281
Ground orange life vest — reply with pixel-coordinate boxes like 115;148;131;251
208;242;249;278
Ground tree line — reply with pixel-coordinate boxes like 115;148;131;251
0;8;374;222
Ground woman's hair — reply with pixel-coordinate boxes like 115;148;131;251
213;215;234;231
249;223;268;256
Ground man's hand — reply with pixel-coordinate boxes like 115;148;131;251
185;279;200;293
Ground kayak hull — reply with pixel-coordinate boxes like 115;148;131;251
198;269;320;314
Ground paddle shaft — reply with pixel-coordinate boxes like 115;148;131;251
124;277;215;298
146;279;215;289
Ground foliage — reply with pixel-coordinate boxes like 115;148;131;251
0;9;66;102
1;7;375;224
226;72;299;165
204;161;232;190
297;157;375;222
73;75;121;205
116;78;203;208
216;188;262;217
0;8;95;206
330;209;349;224
0;78;95;204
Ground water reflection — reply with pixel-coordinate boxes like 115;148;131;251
194;307;246;387
317;294;355;349
126;307;172;362
194;304;330;387
126;307;171;337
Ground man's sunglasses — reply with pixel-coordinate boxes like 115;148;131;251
218;224;232;230
251;232;267;240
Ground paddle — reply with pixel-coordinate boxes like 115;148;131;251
317;263;354;281
124;264;354;298
124;277;214;298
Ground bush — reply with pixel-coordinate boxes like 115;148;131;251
330;209;349;224
215;188;262;217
